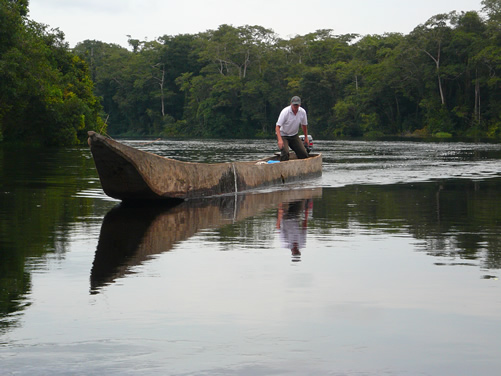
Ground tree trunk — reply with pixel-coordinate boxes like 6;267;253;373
152;63;166;117
242;49;250;79
437;72;445;106
160;67;165;117
474;68;480;123
395;95;402;133
423;42;445;105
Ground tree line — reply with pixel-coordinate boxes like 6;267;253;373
3;0;501;145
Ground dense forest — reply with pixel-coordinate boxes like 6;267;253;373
0;0;104;145
3;0;501;144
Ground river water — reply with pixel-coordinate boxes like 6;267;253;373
1;138;500;375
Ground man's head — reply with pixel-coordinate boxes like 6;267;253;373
291;96;301;106
291;243;301;256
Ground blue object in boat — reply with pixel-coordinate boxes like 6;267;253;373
267;160;280;164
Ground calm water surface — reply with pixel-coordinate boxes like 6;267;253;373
1;139;501;375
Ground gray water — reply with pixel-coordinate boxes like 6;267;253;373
1;139;501;375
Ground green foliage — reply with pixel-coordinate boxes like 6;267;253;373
0;0;103;146
433;131;453;138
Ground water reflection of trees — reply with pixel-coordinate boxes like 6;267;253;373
313;180;501;270
0;145;109;335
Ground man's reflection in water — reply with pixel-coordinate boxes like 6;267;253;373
276;199;312;261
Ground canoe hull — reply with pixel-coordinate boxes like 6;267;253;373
88;132;322;201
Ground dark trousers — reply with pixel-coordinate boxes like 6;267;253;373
280;134;309;161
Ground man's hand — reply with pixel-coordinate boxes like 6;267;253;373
278;139;284;150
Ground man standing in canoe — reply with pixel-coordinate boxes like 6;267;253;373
276;96;309;161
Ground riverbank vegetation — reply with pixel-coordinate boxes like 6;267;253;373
0;0;104;146
3;0;501;144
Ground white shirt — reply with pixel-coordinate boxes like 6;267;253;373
279;218;307;250
276;106;308;137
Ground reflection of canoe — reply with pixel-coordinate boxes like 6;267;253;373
87;131;322;201
90;188;322;293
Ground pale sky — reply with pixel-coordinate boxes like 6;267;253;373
28;0;483;48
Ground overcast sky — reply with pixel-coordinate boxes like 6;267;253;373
29;0;483;48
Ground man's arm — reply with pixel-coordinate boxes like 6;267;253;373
276;125;283;150
301;124;308;146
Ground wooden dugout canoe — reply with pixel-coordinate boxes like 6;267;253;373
87;131;322;201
